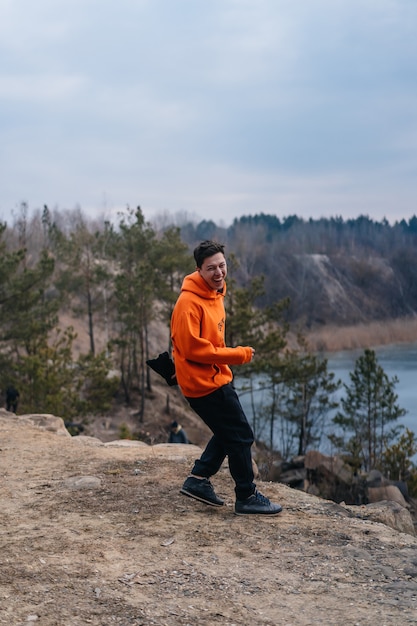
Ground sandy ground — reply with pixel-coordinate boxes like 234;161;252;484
1;414;417;626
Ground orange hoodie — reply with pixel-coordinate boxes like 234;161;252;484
171;271;253;398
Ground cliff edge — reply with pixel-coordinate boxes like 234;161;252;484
1;414;417;626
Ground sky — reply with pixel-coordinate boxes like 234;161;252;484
1;0;417;227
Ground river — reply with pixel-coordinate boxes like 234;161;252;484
238;341;417;457
326;342;417;437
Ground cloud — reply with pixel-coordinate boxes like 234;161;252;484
0;74;86;102
0;0;417;225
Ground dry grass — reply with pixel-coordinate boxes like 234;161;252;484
305;316;417;352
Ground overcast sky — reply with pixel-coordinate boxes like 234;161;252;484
1;0;416;227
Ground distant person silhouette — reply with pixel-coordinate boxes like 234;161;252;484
168;421;189;444
6;385;20;413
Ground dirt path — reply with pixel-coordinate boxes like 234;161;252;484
1;415;417;626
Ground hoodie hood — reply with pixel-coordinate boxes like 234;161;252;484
181;271;227;300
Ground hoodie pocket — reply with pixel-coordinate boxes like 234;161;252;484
212;364;221;381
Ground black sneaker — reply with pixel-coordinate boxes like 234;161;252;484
235;490;282;515
180;476;224;507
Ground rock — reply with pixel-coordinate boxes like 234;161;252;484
17;414;71;437
367;484;409;508
305;450;353;485
366;468;385;486
347;500;415;537
303;450;357;503
279;467;307;488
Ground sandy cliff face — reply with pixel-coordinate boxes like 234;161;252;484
261;252;411;328
1;414;417;626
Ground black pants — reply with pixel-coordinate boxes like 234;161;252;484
186;383;255;500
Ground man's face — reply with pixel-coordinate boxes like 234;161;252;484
198;252;227;291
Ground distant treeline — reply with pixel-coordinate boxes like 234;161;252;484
2;204;417;420
178;212;417;327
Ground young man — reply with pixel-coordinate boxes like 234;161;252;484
171;240;282;515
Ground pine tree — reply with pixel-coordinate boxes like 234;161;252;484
332;348;406;471
52;213;113;355
112;207;157;416
152;226;193;349
278;339;340;457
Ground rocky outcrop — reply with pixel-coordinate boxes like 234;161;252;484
3;410;415;536
263;449;416;536
3;413;417;625
0;409;71;437
345;500;416;537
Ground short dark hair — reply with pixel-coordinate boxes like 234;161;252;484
193;240;225;268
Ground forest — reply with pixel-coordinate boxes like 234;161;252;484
179;212;417;327
1;203;417;484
